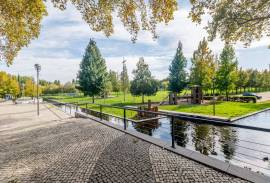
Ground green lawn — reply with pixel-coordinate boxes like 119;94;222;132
44;91;270;119
159;101;270;118
44;91;169;106
44;91;169;118
79;103;137;119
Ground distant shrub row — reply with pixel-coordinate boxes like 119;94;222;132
203;96;257;103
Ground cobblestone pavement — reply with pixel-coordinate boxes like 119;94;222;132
0;102;249;182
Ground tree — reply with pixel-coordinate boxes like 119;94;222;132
261;69;270;91
120;60;129;101
190;38;216;91
63;82;76;93
0;72;20;98
190;1;270;47
130;57;158;103
24;78;35;97
248;70;260;92
235;67;248;93
108;70;120;95
216;44;237;100
78;39;108;103
53;80;61;85
168;41;187;94
0;0;47;65
1;0;178;65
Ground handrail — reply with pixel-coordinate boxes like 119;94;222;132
45;98;270;133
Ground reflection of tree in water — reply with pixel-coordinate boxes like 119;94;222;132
219;127;237;160
173;118;189;147
192;124;215;155
132;119;160;136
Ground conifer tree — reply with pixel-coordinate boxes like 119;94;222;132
168;41;187;94
120;60;129;101
78;39;108;103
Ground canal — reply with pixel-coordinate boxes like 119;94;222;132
60;104;270;176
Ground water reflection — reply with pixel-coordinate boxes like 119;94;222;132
219;127;237;160
192;125;214;155
132;119;161;136
174;119;189;147
67;106;270;176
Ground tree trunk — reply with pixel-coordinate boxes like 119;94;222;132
142;94;145;104
174;92;178;105
92;96;95;103
226;89;229;101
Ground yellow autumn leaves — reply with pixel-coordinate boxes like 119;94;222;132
0;0;178;65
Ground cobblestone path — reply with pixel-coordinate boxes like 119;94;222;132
0;102;249;182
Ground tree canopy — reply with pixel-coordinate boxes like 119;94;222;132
0;0;47;65
190;38;216;90
1;0;177;65
216;44;237;100
130;57;158;103
190;0;270;47
0;71;20;98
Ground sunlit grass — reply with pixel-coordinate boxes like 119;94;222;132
159;101;270;118
44;91;270;118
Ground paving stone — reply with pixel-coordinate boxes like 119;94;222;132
149;145;248;183
88;135;155;183
0;102;251;183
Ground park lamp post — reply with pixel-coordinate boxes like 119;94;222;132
34;64;41;116
212;77;216;116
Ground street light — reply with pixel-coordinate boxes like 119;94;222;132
34;64;41;116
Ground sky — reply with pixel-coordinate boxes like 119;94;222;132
0;1;270;83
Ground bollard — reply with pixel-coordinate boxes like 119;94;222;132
123;108;127;130
171;116;175;148
100;105;102;120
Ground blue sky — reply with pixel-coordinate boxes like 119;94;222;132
0;1;269;83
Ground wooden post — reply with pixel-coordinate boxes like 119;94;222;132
148;100;151;110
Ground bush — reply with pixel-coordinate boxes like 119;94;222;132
203;95;257;103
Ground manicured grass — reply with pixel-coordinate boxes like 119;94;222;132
44;91;169;106
44;91;169;118
159;101;270;118
44;91;270;119
80;103;137;119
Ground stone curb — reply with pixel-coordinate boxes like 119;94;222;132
159;109;230;122
75;111;270;183
231;108;270;121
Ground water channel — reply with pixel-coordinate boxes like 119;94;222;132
60;104;270;176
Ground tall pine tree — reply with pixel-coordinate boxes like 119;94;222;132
168;41;187;94
120;59;129;101
78;39;108;103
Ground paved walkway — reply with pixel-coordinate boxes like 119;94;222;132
0;102;248;182
258;91;270;102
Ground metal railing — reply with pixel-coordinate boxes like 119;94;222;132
44;98;270;172
45;98;270;138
